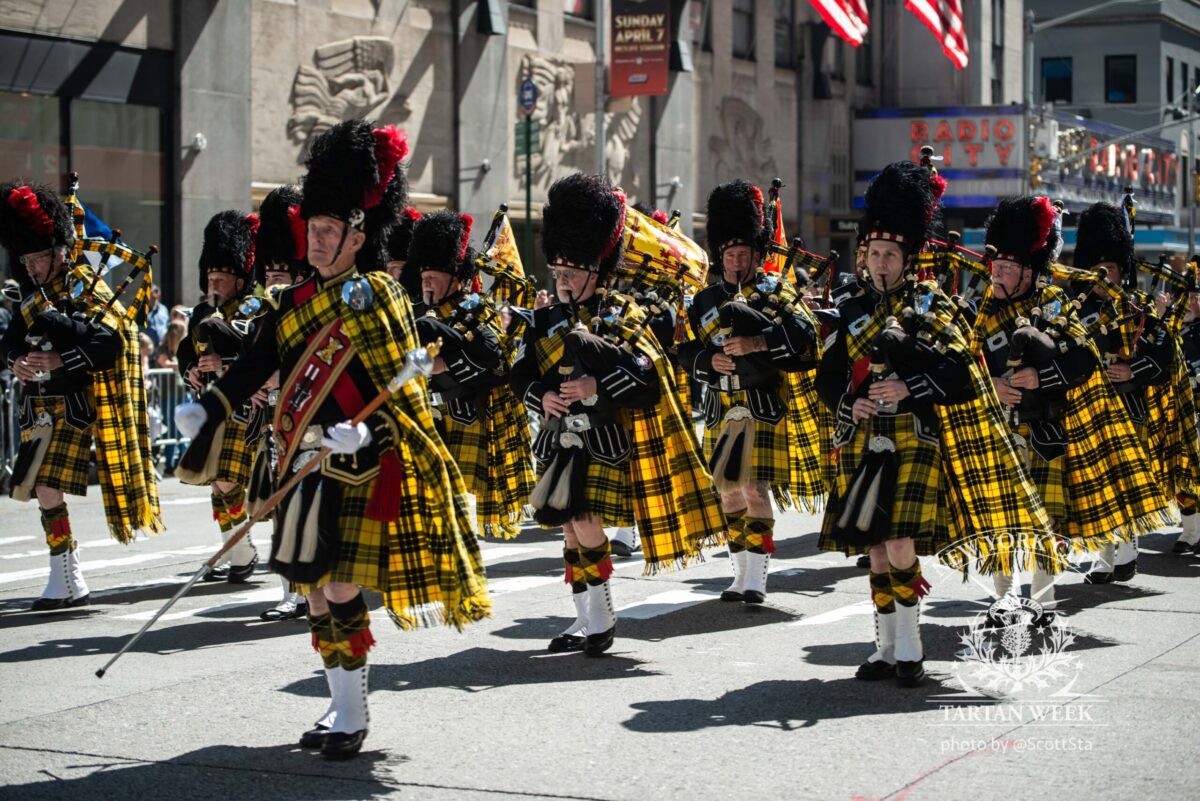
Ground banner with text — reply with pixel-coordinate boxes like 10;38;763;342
611;0;670;97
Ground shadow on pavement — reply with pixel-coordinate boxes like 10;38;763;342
0;617;304;665
279;646;658;697
621;676;963;732
0;743;401;801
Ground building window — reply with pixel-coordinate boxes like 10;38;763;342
1042;57;1072;104
992;0;1004;46
990;0;1004;103
1105;55;1137;103
775;0;796;68
564;0;593;20
733;0;755;60
1168;57;1175;104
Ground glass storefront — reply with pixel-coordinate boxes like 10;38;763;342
0;32;171;301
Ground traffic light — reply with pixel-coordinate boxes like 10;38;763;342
1030;157;1043;189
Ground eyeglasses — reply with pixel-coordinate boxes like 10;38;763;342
991;261;1030;276
18;249;54;267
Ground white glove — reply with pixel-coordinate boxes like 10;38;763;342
175;402;208;439
321;421;373;455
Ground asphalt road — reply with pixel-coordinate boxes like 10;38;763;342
0;479;1197;800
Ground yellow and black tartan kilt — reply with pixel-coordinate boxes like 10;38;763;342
214;413;257;487
441;416;487;490
21;396;92;497
702;395;793;489
294;473;490;630
819;412;947;556
1012;424;1068;525
534;451;636;529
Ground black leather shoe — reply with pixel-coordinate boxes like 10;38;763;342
299;725;330;750
742;590;766;605
584;627;615;656
30;595;89;612
895;660;925;687
1192;541;1200;556
719;590;744;602
855;554;871;568
548;633;586;653
227;554;259;584
201;566;229;582
610;540;633;558
855;660;896;681
1113;559;1137;582
1173;540;1193;554
1084;571;1114;585
321;730;366;760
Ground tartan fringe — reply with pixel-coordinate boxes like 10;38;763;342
640;548;707;577
384;591;492;632
479;504;533;540
772;486;825;514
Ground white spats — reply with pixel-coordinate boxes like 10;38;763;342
867;608;896;665
725;549;748;596
328;665;369;735
892;602;923;663
317;667;339;729
586;581;616;635
563;591;588;637
742;552;770;596
40;552;70;601
65;548;88;600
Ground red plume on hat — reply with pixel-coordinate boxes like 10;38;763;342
364;126;409;210
457;214;473;261
245;213;260;277
1029;196;1056;253
7;186;55;238
286;205;307;259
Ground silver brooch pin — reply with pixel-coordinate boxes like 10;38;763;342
342;277;374;311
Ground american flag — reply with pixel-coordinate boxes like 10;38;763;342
809;0;870;47
905;0;969;69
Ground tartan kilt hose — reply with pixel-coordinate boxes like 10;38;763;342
819;412;947;556
21;396;92;497
534;449;635;529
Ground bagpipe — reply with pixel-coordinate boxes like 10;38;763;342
414;291;508;423
22;173;159;379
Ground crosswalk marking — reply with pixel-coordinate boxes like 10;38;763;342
0;545;214;585
617;588;720;619
789;600;871;627
117;586;282;622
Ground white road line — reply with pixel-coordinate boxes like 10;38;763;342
616;588;721;619
160;497;216;506
0;536;36;547
478;546;540;563
486;575;562;596
0;546;214;585
789;600;872;626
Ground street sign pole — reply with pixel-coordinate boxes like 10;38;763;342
525;115;533;265
519;77;538;272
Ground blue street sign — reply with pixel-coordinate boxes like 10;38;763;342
519;78;538;115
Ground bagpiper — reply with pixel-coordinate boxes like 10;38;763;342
677;180;824;605
1072;201;1186;582
175;210;270;583
176;120;489;760
974;196;1169;617
816;163;1052;687
1;181;162;609
384;206;421;299
510;173;724;655
405;210;535;539
1175;289;1200;554
249;185;311;622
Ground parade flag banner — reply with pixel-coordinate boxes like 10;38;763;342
610;0;670;97
809;0;869;47
766;195;788;274
477;211;529;306
905;0;968;69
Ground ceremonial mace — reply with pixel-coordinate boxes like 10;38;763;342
95;341;441;679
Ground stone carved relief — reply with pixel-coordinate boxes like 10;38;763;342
287;36;397;162
708;97;778;182
515;54;642;195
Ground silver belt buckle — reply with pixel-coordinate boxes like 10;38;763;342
718;374;741;392
868;436;896;453
564;413;592;433
723;405;751;423
430;391;444;407
292;449;319;473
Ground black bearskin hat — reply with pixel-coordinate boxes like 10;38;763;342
541;173;627;277
858;161;942;258
985;196;1061;274
254;185;308;285
1073;201;1133;273
405;211;477;285
198;209;258;294
300;120;409;273
0;182;74;287
705;180;772;261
